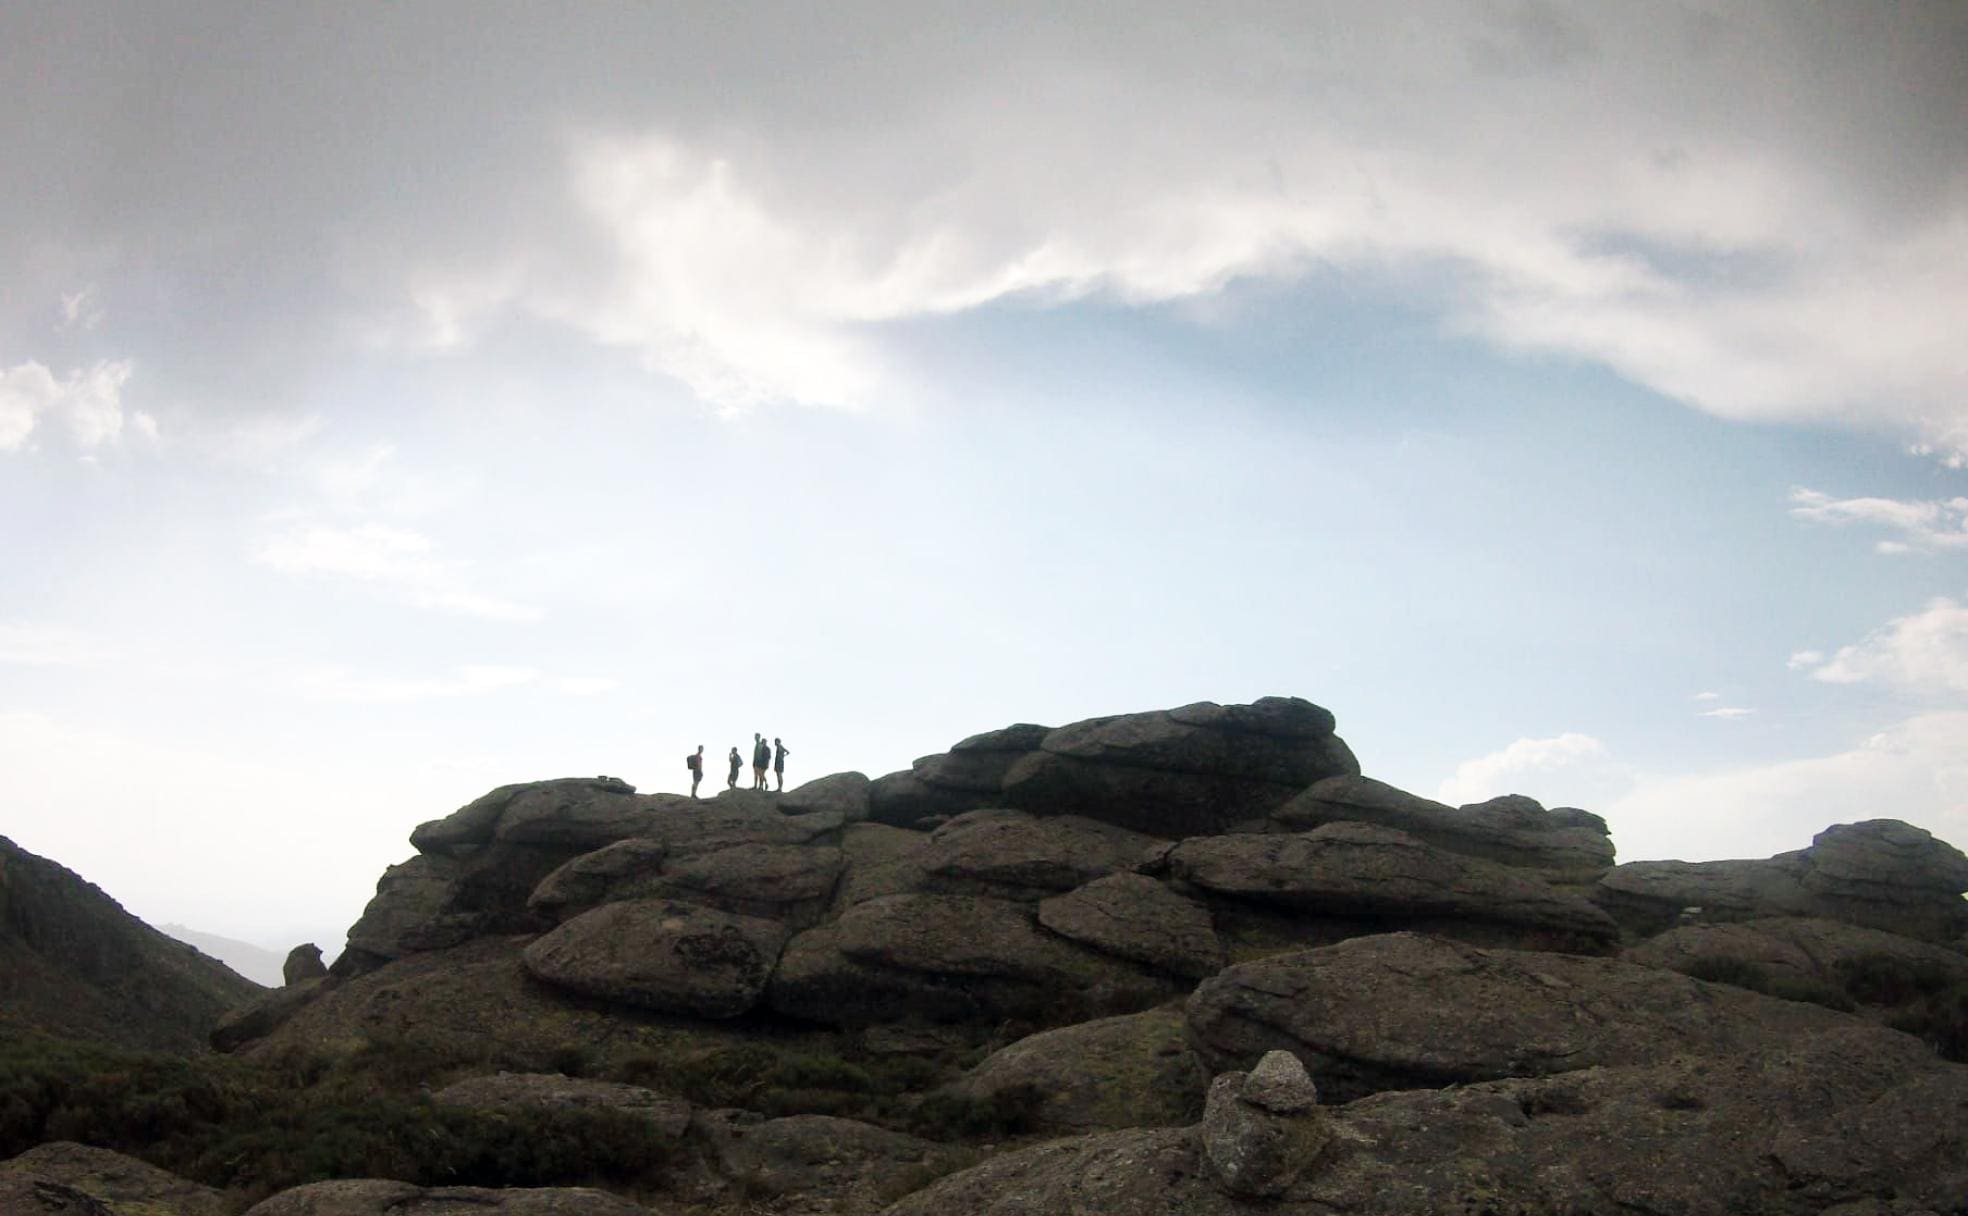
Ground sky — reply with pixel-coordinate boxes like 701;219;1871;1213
2;2;1965;951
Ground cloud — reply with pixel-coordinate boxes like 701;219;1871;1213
1698;706;1756;719
1435;732;1622;806
0;360;134;453
1789;488;1968;552
5;7;1964;442
0;622;112;667
254;522;544;622
1691;691;1721;702
299;663;541;703
1802;596;1968;695
1605;710;1968;862
1787;649;1824;670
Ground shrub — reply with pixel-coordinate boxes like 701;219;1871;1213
1834;954;1953;1007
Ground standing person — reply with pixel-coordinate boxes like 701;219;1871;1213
686;745;704;799
773;737;789;792
727;746;742;790
752;733;770;790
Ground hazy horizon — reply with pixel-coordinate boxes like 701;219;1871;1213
4;2;1964;943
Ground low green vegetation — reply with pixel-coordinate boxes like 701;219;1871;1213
0;1024;1040;1207
0;1031;673;1206
1677;951;1968;1062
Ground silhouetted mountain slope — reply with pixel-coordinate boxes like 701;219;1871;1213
0;836;263;1053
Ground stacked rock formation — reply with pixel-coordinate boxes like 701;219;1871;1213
192;694;1968;1216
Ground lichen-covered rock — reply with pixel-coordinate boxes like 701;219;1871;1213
0;1142;227;1216
1185;931;1875;1102
0;1177;114;1216
241;1179;653;1214
945;1007;1209;1133
921;809;1160;896
1167;823;1618;949
883;1026;1968;1216
1038;872;1224;979
1625;916;1968;999
1272;776;1615;880
431;1072;691;1138
770;895;1176;1027
522;898;787;1018
695;1112;954;1215
1199;1052;1331;1198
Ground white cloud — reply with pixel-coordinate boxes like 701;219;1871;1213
1692;691;1721;702
347;6;1968;449
1787;649;1825;670
1803;596;1968;695
1789;488;1968;552
1605;711;1968;862
299;663;541;703
1435;732;1623;806
0;359;133;453
1697;706;1756;719
254;522;544;622
0;622;112;667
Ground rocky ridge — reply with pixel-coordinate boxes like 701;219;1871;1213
13;694;1968;1215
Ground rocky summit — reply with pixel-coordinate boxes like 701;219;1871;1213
14;695;1968;1215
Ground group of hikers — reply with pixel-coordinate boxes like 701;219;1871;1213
685;733;787;797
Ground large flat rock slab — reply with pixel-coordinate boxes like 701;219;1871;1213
1272;776;1614;880
522;898;787;1018
1167;823;1618;949
1037;872;1224;979
1185;930;1873;1102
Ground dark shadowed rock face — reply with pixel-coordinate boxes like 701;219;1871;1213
282;942;327;985
1271;776;1615;881
0;835;262;1053
1596;818;1968;942
240;1179;654;1215
871;696;1359;836
1167;823;1619;950
1184;931;1876;1102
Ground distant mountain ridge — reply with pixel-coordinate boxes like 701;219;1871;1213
0;835;263;1053
158;924;291;988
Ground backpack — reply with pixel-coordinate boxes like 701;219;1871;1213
685;754;695;772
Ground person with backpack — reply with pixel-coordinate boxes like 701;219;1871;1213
752;733;770;790
727;746;742;790
686;745;704;798
773;737;789;792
